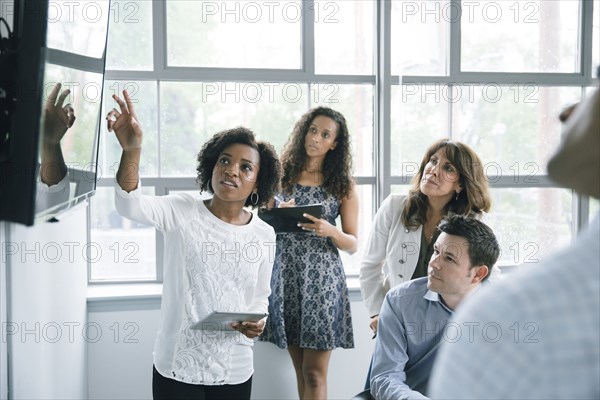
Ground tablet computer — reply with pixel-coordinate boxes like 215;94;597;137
258;204;323;233
189;311;268;331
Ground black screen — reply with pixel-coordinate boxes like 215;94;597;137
0;0;111;225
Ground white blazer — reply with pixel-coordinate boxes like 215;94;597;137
359;194;421;316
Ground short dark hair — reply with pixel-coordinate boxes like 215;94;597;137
196;126;281;208
438;215;500;282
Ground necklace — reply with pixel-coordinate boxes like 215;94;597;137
423;223;438;240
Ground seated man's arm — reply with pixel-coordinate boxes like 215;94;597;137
370;293;429;400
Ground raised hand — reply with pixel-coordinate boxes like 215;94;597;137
108;90;143;192
43;82;76;145
106;90;142;151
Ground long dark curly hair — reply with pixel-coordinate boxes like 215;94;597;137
280;106;353;199
196;126;281;208
401;138;492;229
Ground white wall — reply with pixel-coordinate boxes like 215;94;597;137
88;294;375;400
87;298;161;400
6;205;88;399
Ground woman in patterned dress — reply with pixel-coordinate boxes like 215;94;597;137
261;106;359;399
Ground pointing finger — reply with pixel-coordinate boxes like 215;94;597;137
56;88;71;108
47;83;61;106
123;90;138;119
112;94;129;115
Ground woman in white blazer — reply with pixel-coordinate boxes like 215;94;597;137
359;138;494;334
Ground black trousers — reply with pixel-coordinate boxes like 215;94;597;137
152;366;253;400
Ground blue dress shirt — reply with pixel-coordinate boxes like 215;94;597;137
370;277;452;400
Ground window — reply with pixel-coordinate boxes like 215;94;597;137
460;1;580;73
166;1;302;69
389;0;598;271
91;0;598;283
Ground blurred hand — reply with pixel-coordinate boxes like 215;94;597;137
369;315;379;334
43;83;76;145
106;90;143;151
232;319;265;339
278;198;296;208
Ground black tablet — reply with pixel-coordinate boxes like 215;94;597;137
258;204;323;233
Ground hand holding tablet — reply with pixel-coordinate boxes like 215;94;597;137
190;311;268;332
258;204;323;233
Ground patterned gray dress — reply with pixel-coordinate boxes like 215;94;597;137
260;184;354;350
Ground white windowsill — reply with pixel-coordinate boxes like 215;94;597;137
87;283;163;303
87;280;363;303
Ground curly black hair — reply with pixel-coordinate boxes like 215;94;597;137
196;127;281;208
280;106;353;199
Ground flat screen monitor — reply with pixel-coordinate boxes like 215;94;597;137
0;0;110;225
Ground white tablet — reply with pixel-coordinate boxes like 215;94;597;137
189;311;268;331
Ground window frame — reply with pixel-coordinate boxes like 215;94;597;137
89;0;598;285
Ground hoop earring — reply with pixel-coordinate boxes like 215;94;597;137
250;191;259;206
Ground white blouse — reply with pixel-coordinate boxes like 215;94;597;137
115;182;276;385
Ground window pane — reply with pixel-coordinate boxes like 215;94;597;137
105;1;153;70
90;186;157;281
452;85;581;176
391;185;411;194
391;84;450;176
486;188;572;267
461;0;580;73
314;0;374;75
160;81;308;176
43;65;103;166
166;0;301;68
100;81;158;177
391;0;449;76
46;0;110;58
339;184;373;275
311;84;374;176
590;198;599;223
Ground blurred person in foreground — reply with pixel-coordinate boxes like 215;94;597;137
429;85;600;399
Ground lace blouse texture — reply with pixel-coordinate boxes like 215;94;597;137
115;182;276;385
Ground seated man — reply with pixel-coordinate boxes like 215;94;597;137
370;215;500;400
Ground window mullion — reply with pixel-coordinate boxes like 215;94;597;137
402;73;594;86
376;0;392;207
449;0;461;77
447;84;454;138
302;0;316;82
580;0;594;79
152;0;167;74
